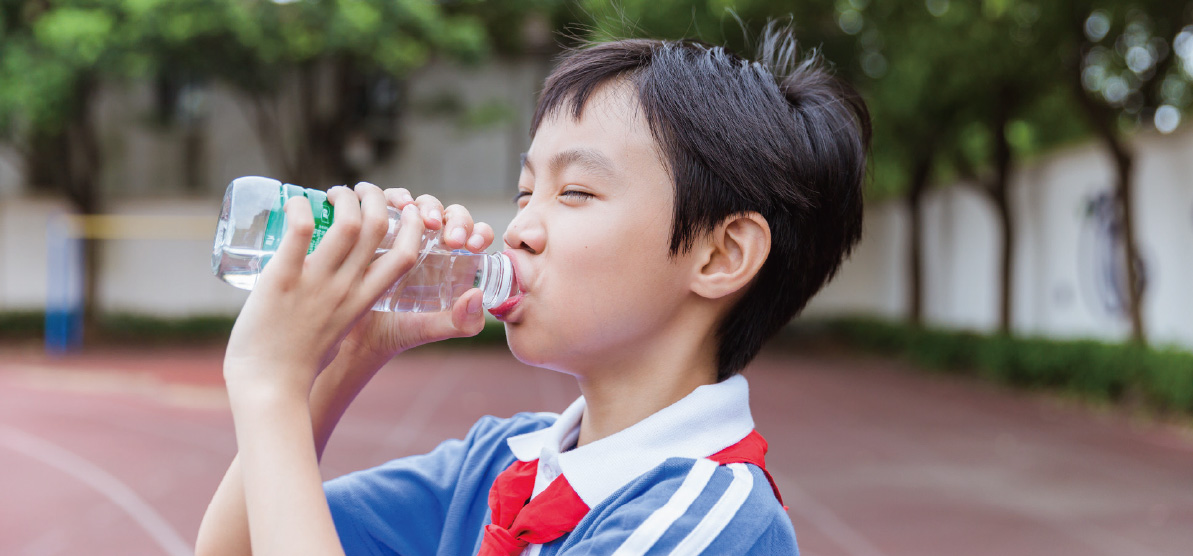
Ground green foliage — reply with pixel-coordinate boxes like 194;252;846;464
94;313;236;344
571;1;1193;203
809;317;1193;415
420;319;508;350
0;311;45;340
0;0;534;140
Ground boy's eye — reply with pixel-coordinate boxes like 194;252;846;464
512;191;531;205
561;190;594;200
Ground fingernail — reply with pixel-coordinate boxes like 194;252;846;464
429;209;442;222
450;227;467;245
467;234;484;249
403;205;419;218
401;193;414;204
467;295;482;314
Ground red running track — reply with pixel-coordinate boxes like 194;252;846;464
1;345;1191;556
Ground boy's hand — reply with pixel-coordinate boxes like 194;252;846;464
339;188;497;366
223;182;428;401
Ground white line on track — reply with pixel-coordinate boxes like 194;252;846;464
770;470;890;556
0;425;192;556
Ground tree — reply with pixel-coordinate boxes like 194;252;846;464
0;0;556;329
128;0;496;188
0;1;151;328
1057;0;1193;344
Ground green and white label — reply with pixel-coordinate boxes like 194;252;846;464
262;184;335;254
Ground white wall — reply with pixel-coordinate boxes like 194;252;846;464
0;59;540;317
1;57;1191;351
805;127;1193;349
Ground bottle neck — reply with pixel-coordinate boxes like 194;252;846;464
478;252;514;309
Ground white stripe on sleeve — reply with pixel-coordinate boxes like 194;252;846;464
669;463;754;555
611;458;719;556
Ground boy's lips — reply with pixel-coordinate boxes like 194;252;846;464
488;292;523;321
490;249;527;321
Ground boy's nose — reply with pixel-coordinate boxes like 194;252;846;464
503;211;545;255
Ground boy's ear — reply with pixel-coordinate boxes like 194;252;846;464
691;212;771;301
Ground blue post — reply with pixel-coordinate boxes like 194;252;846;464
46;213;83;354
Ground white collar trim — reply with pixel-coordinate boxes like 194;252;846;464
505;375;755;509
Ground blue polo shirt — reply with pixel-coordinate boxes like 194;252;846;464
324;375;798;555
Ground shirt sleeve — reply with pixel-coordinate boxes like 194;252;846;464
554;459;798;556
324;413;554;556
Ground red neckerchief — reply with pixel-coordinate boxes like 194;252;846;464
707;430;785;508
477;430;782;556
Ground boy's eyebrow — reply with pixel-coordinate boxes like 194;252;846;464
520;148;619;180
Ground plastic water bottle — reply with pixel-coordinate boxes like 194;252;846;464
211;176;516;313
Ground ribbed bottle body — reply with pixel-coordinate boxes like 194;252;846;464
212;176;514;313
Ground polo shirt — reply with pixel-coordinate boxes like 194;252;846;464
324;375;798;555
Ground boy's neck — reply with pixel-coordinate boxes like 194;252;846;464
572;327;719;448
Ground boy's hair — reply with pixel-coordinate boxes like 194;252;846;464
530;28;871;381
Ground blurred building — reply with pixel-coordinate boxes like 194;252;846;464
0;58;548;317
806;127;1193;349
0;62;1191;350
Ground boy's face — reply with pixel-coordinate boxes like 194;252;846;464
499;81;702;374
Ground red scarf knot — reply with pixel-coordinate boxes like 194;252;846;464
479;429;784;554
478;459;589;556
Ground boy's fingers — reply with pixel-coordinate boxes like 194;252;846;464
442;204;474;249
308;185;362;273
467;222;496;252
419;288;486;343
339;182;390;273
413;194;445;231
450;289;487;337
267;196;315;284
384;187;415;209
358;204;424;302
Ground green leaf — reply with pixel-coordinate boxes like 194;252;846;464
33;8;118;67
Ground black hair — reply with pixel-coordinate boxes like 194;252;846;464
530;26;871;381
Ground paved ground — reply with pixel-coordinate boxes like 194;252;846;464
1;343;1191;556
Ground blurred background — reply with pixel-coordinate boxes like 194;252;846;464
1;1;1192;555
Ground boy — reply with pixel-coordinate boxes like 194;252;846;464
197;28;869;556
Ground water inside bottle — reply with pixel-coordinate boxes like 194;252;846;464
211;175;514;313
214;243;503;313
373;249;490;312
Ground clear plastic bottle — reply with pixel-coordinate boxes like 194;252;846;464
211;176;516;313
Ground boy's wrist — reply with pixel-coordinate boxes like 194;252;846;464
224;363;315;414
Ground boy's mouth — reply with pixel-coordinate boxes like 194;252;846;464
490;249;526;321
488;293;523;321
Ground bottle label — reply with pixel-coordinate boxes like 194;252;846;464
262;184;335;254
306;189;334;254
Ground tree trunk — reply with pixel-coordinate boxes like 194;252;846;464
990;93;1015;336
240;59;367;188
66;78;104;335
906;152;933;327
29;75;105;336
289;58;362;188
296;61;321;186
1071;78;1146;344
1107;133;1144;343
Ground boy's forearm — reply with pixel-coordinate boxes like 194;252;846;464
231;384;345;556
196;352;390;556
309;349;392;456
196;455;251;556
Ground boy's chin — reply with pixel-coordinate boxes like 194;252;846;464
503;327;572;373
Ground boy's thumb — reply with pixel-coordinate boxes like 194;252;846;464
428;289;486;341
